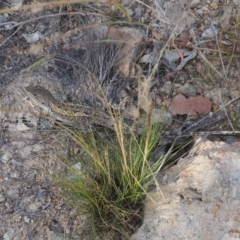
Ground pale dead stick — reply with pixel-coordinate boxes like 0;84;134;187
0;12;87;30
218;92;234;131
0;25;23;48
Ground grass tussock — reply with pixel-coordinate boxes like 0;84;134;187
55;112;165;239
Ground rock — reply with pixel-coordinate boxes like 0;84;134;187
24;216;31;223
190;0;200;8
16;122;31;131
210;2;218;9
7;188;19;198
22;31;44;43
10;171;20;179
202;5;209;12
73;162;82;170
202;22;219;38
19;146;32;158
220;6;234;29
3;230;15;240
21;132;35;139
177;82;197;97
132;140;240;240
32;144;44;152
233;0;240;5
46;229;71;240
28;202;42;211
126;8;134;17
195;9;203;16
11;141;25;148
8;0;23;10
0;194;6;202
1;152;12;163
150;109;172;125
134;7;143;18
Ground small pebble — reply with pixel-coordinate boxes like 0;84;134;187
196;9;203;16
202;6;209;11
126;8;134;17
1;152;12;163
210;3;218;9
233;0;240;5
24;216;31;223
190;0;200;8
134;7;142;17
0;194;5;203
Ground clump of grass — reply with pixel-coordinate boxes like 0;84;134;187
55;112;165;239
228;105;240;130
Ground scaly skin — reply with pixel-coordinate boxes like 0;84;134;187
24;85;114;128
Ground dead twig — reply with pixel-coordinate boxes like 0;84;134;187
0;25;23;48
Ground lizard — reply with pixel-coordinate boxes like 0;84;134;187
23;85;115;129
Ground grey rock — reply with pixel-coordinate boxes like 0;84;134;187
8;0;23;9
126;8;134;17
22;31;45;43
7;188;19;198
195;9;203;16
133;140;240;240
19;146;32;158
134;7;143;18
0;194;6;202
3;230;15;240
10;171;20;179
46;229;71;240
28;202;42;211
233;0;240;5
177;83;197;97
1;152;12;163
23;216;31;223
190;0;200;8
202;22;219;38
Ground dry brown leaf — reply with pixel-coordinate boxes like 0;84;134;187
166;94;212;116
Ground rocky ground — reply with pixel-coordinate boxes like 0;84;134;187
1;0;240;239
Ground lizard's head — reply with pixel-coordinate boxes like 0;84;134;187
25;85;60;106
26;85;45;94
